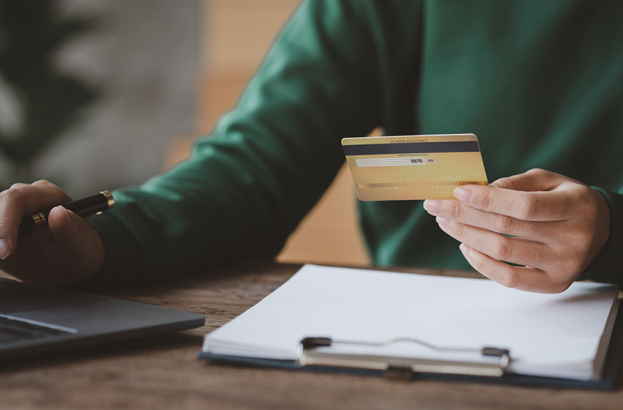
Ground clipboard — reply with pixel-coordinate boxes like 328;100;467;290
198;265;623;390
199;302;623;389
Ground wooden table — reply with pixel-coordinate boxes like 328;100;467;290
0;261;621;410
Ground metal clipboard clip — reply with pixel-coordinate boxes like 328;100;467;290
298;337;510;378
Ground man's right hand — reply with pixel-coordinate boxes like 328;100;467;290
0;181;105;287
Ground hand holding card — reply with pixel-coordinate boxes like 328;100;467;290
343;135;611;293
423;169;611;293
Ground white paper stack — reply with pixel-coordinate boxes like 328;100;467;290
203;265;619;381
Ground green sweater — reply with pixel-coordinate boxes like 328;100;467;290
91;0;623;286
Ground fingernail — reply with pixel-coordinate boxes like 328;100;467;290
454;187;472;203
423;200;442;214
436;217;450;229
459;244;471;257
0;239;10;260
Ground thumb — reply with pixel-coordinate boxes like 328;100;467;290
46;205;105;284
47;206;96;251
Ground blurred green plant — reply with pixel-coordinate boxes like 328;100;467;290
0;0;98;187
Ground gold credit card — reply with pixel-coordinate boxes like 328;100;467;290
342;134;488;200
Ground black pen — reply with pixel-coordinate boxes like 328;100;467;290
18;191;114;237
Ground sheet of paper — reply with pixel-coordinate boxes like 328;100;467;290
203;265;619;380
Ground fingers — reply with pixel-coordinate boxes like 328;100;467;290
423;198;558;241
453;183;577;222
0;182;105;286
459;245;571;294
0;206;105;287
435;217;559;271
455;169;596;223
0;181;73;259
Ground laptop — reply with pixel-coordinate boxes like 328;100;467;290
0;277;205;360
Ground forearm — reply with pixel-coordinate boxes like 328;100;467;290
88;0;381;286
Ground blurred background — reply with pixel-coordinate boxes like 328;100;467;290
0;0;368;266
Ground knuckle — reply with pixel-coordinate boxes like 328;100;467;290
0;189;24;230
32;180;54;188
527;168;547;178
550;246;585;278
518;197;540;219
0;188;21;205
447;219;462;237
573;229;593;249
556;253;575;272
567;252;587;274
447;201;464;220
495;175;518;190
477;190;493;211
499;269;520;289
519;247;539;266
577;187;598;212
492;214;517;234
490;238;514;261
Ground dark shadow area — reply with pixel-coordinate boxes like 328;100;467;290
0;330;202;374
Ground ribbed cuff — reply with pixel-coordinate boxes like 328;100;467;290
576;187;623;286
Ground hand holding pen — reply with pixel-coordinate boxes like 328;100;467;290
18;190;114;237
0;181;110;287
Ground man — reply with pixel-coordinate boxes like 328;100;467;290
0;0;620;293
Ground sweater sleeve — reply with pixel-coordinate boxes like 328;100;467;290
88;0;384;286
576;187;623;286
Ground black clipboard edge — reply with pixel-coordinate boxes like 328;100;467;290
198;303;623;390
